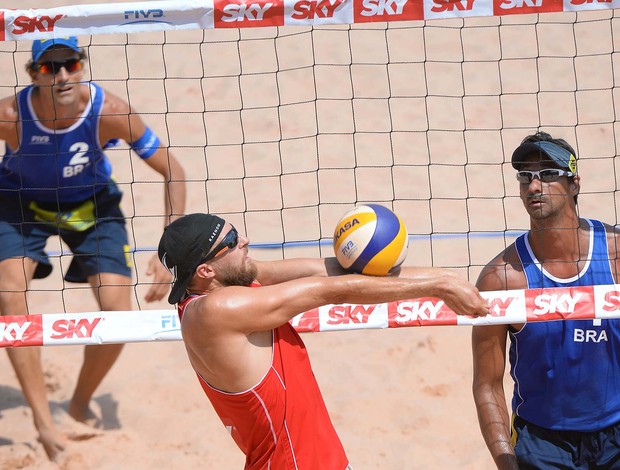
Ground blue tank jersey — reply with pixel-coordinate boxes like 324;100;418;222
512;218;620;431
0;83;114;204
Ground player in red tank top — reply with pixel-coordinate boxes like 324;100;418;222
159;213;489;469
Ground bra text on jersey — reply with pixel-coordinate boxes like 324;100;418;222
574;328;608;343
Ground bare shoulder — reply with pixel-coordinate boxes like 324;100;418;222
0;94;19;124
0;95;20;143
181;287;252;341
181;294;220;332
602;222;620;282
604;222;620;251
99;87;130;115
476;242;525;292
96;86;141;142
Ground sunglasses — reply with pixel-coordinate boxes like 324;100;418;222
199;227;239;265
516;169;574;184
36;58;83;75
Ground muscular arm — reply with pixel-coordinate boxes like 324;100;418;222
99;91;186;222
0;95;20;150
605;223;620;283
472;251;520;470
256;259;488;319
193;267;489;337
254;257;347;285
99;90;187;301
256;258;487;316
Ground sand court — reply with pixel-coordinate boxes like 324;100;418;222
0;2;617;468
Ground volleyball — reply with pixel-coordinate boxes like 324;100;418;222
333;204;409;276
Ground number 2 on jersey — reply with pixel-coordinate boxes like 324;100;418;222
62;142;90;178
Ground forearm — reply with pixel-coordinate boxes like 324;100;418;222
264;274;435;326
474;387;518;469
256;257;346;285
321;267;486;318
324;271;459;306
386;266;465;298
162;153;186;224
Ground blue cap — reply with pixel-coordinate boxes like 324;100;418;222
32;37;80;63
511;140;577;173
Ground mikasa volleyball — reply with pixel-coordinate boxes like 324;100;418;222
333;204;409;275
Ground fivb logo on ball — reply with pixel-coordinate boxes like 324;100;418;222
333;204;408;276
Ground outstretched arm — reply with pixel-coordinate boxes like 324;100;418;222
255;257;347;285
201;268;489;336
257;259;488;318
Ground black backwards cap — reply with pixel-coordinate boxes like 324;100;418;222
158;213;225;304
511;140;577;173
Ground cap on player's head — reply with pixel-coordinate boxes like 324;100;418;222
32;37;80;62
511;133;577;173
158;213;226;305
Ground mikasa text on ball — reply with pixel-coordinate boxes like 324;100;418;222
333;204;408;275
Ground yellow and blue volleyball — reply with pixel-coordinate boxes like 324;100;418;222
333;204;409;276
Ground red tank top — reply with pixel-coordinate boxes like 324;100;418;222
178;293;349;470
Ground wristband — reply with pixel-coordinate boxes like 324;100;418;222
130;126;160;159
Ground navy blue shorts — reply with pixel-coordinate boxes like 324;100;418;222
0;183;133;283
513;414;620;469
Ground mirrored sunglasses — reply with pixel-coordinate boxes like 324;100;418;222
199;227;239;264
36;58;83;75
516;169;574;184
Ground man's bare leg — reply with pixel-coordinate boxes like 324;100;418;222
0;257;67;461
68;273;131;424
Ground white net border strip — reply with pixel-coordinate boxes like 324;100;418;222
1;0;619;42
2;284;619;347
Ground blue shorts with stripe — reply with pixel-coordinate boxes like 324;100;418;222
0;182;133;283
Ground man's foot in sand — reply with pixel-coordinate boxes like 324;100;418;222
67;402;103;429
37;425;67;462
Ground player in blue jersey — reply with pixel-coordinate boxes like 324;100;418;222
0;37;186;461
472;131;620;469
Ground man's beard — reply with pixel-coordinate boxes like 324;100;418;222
219;261;258;287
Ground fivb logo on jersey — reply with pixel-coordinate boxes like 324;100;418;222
31;135;50;145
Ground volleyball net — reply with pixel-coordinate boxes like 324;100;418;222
1;1;620;345
2;284;620;348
